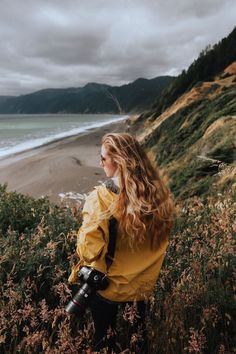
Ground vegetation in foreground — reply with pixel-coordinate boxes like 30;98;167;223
0;183;235;353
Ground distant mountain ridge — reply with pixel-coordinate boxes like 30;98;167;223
0;76;173;114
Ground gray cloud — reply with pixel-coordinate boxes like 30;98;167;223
0;0;235;95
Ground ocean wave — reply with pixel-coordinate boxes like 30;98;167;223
0;115;127;159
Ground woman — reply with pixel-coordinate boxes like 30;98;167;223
69;133;174;352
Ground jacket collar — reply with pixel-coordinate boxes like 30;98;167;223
104;178;120;194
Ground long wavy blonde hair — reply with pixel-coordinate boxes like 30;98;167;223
102;133;174;249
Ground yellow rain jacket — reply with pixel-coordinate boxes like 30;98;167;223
68;183;168;302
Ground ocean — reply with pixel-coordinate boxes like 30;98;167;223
0;114;127;159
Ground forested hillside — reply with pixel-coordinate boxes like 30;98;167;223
0;76;173;114
140;26;236;120
132;27;236;200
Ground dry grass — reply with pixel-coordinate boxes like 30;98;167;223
139;67;236;143
224;61;236;75
0;185;235;353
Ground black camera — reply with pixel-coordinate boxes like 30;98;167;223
66;266;109;318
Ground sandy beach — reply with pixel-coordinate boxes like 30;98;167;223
0;119;128;205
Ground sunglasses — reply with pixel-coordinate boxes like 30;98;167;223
100;155;106;164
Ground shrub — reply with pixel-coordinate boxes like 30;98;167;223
0;186;235;353
149;189;236;353
0;184;51;235
0;186;83;353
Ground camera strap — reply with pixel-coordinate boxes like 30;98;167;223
104;179;119;270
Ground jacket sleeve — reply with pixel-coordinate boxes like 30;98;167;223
75;188;110;274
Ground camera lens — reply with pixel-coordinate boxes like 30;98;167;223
65;283;94;317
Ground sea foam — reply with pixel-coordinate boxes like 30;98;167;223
0;115;127;159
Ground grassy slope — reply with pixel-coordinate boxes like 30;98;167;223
134;64;236;199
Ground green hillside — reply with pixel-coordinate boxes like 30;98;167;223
132;28;236;199
0;76;173;114
142;81;236;199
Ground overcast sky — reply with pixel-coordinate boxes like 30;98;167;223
0;0;235;96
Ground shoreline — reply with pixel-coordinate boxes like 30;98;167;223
0;114;128;163
0;118;128;205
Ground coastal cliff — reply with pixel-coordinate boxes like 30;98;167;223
131;28;236;199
